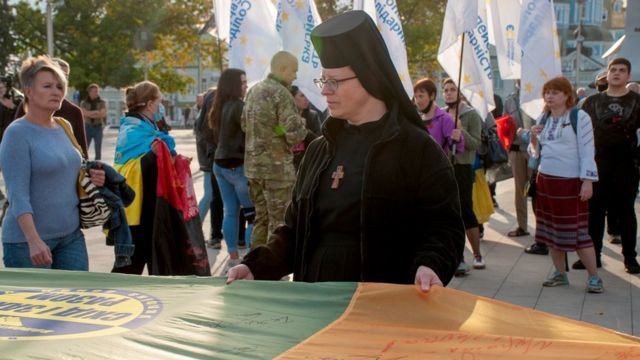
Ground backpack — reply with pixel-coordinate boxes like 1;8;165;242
539;107;579;134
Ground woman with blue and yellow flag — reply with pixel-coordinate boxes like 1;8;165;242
113;81;209;276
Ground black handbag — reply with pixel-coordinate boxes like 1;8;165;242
480;122;509;169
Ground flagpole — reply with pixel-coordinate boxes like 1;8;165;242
451;32;466;156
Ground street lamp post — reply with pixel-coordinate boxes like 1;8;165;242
46;0;54;56
197;42;202;93
575;0;585;87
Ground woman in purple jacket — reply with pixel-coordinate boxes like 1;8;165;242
413;78;464;156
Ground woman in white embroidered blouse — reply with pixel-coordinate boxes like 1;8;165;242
529;76;603;293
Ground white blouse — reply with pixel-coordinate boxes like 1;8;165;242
528;109;598;181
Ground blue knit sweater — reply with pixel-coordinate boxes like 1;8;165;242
0;118;81;243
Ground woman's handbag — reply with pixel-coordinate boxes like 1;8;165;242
479;120;509;169
54;117;111;228
472;169;495;224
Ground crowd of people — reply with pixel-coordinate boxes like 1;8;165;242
0;10;639;296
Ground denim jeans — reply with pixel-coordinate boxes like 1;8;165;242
85;124;104;160
213;163;254;253
3;228;89;270
198;171;213;222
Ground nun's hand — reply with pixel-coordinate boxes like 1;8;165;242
226;264;255;284
414;265;443;293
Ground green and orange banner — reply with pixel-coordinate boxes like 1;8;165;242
0;269;638;359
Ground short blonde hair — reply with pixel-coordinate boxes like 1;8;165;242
19;56;68;103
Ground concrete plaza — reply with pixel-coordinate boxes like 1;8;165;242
1;128;639;336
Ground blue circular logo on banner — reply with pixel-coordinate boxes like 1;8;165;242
0;288;162;340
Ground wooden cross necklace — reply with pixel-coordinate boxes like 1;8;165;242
331;165;344;189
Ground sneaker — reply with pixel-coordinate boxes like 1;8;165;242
473;255;486;269
624;259;640;274
208;237;222;250
609;234;622;244
586;275;604;293
455;261;470;276
572;258;602;270
525;243;549;255
542;271;569;287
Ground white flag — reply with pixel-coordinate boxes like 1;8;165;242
438;0;478;49
487;0;522;79
437;0;495;119
276;0;326;110
228;0;281;86
518;0;562;118
213;0;231;41
353;0;413;98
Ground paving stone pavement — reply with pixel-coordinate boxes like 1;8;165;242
1;128;638;336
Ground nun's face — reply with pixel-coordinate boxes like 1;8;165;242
320;67;370;120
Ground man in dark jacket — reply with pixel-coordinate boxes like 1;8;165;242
577;58;640;274
227;10;464;290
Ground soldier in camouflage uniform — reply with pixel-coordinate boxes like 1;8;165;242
242;51;308;248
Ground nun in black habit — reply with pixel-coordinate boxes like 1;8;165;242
227;10;464;290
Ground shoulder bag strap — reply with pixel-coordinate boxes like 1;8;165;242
569;107;579;135
54;117;83;155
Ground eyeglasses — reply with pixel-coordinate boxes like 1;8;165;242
313;76;358;91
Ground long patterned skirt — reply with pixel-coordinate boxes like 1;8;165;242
534;172;593;251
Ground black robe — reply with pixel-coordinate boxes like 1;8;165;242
244;104;465;285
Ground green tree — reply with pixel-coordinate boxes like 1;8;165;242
397;0;446;79
316;0;349;20
309;0;446;80
11;0;216;94
0;0;16;73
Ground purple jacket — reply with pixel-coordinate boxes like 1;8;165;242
423;106;464;154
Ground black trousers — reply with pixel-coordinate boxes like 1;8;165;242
588;166;639;263
454;164;479;230
209;171;224;239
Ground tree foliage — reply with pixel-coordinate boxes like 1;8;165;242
316;0;446;80
8;0;444;93
0;0;16;74
11;0;217;94
396;0;446;79
316;0;349;20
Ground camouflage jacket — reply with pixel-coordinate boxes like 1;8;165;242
242;74;308;181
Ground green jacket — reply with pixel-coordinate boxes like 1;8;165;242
448;102;482;165
242;74;308;181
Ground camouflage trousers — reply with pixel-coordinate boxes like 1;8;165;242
248;178;294;249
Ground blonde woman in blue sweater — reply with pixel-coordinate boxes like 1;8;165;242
0;56;104;270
